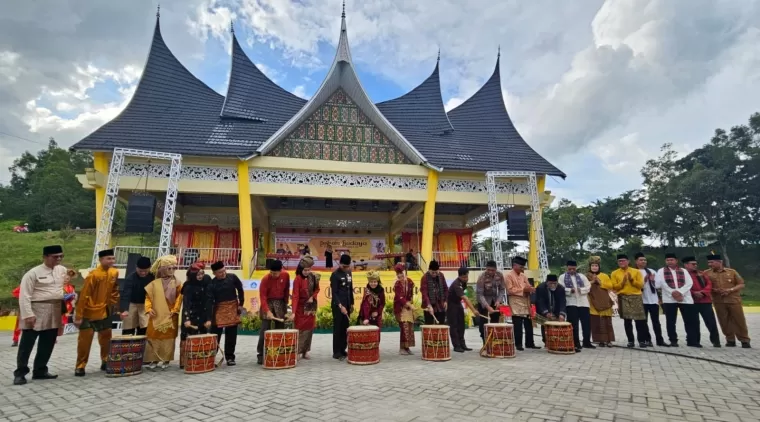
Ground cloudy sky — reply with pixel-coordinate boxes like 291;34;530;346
1;0;759;204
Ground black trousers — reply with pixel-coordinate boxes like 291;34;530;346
424;311;447;325
662;303;699;345
447;307;466;349
694;303;721;345
643;304;664;344
15;328;58;377
512;316;535;347
332;307;350;356
567;306;591;347
623;319;649;343
257;319;285;356
121;327;147;336
212;325;238;361
476;305;500;341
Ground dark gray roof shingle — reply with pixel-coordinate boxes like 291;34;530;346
444;57;565;177
71;18;231;156
209;34;306;150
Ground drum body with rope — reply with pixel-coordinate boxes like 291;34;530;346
421;325;450;362
483;323;516;358
347;325;380;365
264;329;298;370
184;334;218;374
105;335;146;377
545;321;575;354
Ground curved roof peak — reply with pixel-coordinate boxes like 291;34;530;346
255;2;433;169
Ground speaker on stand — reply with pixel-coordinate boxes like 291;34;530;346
506;210;529;241
125;195;157;234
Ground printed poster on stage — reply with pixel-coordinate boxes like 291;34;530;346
273;235;387;267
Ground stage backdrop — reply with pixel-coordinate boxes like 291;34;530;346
273;233;387;267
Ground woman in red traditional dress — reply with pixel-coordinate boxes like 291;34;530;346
62;269;78;328
11;286;21;347
292;256;320;359
358;271;385;328
393;263;416;355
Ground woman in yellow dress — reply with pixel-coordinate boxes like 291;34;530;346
144;256;183;370
587;256;615;347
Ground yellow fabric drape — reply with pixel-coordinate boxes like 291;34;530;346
192;229;216;261
437;233;458;267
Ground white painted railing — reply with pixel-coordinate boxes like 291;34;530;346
114;246;242;269
431;251;520;270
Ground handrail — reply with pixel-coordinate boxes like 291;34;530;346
249;249;258;279
417;252;428;272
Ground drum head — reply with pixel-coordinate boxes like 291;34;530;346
113;335;146;340
485;323;511;327
421;325;449;329
349;325;379;331
545;321;570;326
187;334;216;339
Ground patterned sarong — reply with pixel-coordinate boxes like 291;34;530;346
618;294;646;321
214;300;241;328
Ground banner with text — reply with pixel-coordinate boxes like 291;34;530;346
273;235;388;267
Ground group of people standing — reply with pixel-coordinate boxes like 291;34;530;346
535;252;751;352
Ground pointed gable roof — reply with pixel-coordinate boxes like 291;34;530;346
445;55;565;177
377;59;457;167
72;16;227;155
205;32;307;150
255;5;434;169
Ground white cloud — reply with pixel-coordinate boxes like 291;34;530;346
291;85;308;99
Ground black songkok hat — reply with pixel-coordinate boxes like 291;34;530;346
681;256;696;264
634;252;645;259
136;257;152;269
512;256;527;266
269;260;283;272
458;267;469;276
665;253;678;259
566;260;577;267
339;254;352;265
43;245;63;256
546;274;558;282
486;260;497;268
706;254;722;261
428;260;440;271
210;261;225;272
616;254;629;260
98;249;115;258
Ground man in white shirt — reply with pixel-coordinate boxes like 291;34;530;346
560;260;595;350
655;253;698;347
634;253;667;347
14;245;68;386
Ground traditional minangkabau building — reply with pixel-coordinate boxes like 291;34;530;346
71;7;563;291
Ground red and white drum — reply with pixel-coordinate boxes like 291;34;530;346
264;329;298;370
546;321;575;354
106;335;146;377
421;325;450;362
184;334;218;374
483;323;515;359
347;325;380;365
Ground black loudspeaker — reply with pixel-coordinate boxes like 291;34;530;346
507;210;529;241
125;195;156;233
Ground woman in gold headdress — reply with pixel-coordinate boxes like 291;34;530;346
292;256;320;359
358;271;386;328
144;255;183;369
587;256;615;347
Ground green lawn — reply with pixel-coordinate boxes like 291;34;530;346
0;228;151;310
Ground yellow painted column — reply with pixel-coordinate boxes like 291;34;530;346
420;169;439;266
528;175;546;271
263;231;271;254
386;232;394;253
237;161;254;277
93;152;108;233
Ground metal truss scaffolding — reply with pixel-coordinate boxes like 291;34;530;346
485;171;549;281
92;148;182;268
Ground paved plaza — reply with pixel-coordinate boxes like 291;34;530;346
2;315;760;422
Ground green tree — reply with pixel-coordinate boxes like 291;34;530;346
542;199;595;264
641;144;686;247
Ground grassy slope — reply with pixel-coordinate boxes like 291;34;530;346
0;228;152;309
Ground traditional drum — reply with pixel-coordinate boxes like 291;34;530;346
184;334;218;374
482;323;516;359
347;325;380;365
105;335;146;377
263;329;298;370
421;325;450;362
545;321;575;354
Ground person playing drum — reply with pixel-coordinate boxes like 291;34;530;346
447;267;480;353
535;275;573;351
358;271;386;328
180;263;213;368
257;260;292;365
393;263;416;355
293;256;320;360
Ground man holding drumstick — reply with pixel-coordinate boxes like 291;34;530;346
256;260;292;365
